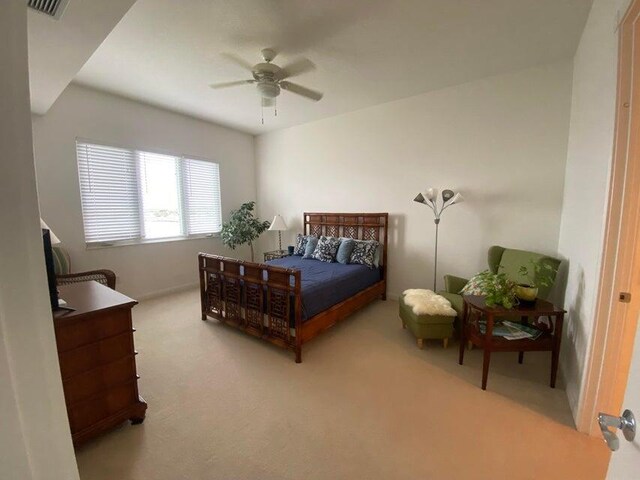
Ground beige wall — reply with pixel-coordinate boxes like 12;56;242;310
32;84;256;299
557;0;632;423
255;61;573;298
0;1;79;478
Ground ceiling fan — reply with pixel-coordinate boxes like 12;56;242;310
210;48;323;122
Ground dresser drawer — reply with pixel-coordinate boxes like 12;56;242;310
63;356;137;405
68;382;138;433
55;308;132;352
58;332;134;378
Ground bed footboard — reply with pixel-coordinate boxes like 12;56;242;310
198;253;304;362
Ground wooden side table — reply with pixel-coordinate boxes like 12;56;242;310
263;250;289;261
458;295;565;390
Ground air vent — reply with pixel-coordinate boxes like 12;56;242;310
27;0;70;20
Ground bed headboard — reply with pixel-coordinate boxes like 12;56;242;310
303;212;389;278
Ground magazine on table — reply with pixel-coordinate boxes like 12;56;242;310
477;320;543;340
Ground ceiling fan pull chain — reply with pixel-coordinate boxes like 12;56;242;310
275;97;278;117
261;97;264;125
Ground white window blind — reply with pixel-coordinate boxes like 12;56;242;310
182;158;222;235
76;141;222;245
77;143;141;243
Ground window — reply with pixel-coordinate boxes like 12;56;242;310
76;141;221;246
138;151;182;239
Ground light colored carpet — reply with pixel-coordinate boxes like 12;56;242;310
76;289;610;480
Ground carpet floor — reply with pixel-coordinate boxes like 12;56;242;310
75;289;610;480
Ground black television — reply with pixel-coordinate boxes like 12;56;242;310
42;228;59;310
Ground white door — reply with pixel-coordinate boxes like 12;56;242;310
606;314;640;479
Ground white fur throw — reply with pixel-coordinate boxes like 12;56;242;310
402;289;457;317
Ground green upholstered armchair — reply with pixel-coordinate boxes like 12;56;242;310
53;246;117;290
439;245;561;319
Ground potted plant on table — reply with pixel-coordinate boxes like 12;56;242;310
220;201;271;262
475;270;518;309
516;260;557;303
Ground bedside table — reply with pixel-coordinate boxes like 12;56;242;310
264;250;290;261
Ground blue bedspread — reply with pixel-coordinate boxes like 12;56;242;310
266;256;381;320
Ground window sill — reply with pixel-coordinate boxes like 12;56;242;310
86;233;220;250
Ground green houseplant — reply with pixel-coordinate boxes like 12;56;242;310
517;260;557;302
220;201;270;262
475;270;518;309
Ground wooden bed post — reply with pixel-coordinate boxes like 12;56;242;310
198;254;207;320
381;213;388;301
294;270;303;363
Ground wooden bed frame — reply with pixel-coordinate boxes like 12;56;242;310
198;212;388;362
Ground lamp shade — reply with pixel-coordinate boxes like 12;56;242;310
424;188;438;202
448;192;464;205
413;193;427;204
441;189;455;203
40;218;61;244
268;215;287;231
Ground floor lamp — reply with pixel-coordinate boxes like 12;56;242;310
414;188;464;291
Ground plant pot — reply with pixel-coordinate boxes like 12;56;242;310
515;284;538;302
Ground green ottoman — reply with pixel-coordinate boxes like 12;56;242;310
399;293;455;349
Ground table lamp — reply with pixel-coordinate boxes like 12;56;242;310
268;215;287;251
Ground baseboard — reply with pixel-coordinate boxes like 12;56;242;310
136;282;199;301
386;291;400;301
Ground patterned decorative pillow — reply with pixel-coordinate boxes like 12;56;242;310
349;240;379;268
294;234;316;256
302;237;319;259
311;236;342;263
460;272;489;295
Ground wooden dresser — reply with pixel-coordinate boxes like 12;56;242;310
54;281;147;446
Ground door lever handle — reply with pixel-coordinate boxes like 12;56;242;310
598;409;636;451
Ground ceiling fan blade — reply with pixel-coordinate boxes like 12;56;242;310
277;58;316;80
220;52;254;72
209;79;255;89
280;81;323;101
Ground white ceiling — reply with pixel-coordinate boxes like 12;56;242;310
28;0;136;114
70;0;593;134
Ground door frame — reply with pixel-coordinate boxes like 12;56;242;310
577;0;640;435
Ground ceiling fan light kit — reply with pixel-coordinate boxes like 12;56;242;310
210;48;323;124
257;82;280;99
